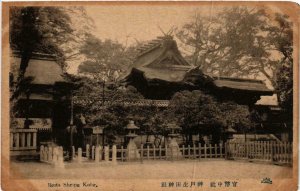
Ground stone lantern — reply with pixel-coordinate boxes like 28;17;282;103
125;120;140;160
166;122;182;158
224;127;237;142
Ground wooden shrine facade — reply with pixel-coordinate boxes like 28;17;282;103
122;35;273;106
10;52;73;156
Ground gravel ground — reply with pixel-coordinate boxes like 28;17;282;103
10;159;292;179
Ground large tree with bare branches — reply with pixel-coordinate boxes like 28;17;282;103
176;7;292;89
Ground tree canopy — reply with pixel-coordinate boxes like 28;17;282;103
176;7;293;88
10;6;93;74
167;90;253;143
73;77;165;144
77;34;140;82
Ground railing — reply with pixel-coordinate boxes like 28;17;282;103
40;141;293;167
10;129;37;156
67;143;225;163
226;141;292;165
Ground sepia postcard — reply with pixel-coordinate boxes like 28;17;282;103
1;1;299;191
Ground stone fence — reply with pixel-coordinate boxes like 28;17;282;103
40;145;64;168
71;145;117;163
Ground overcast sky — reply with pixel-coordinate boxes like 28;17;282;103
67;5;220;73
85;5;223;45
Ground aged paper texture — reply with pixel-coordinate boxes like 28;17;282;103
2;1;299;191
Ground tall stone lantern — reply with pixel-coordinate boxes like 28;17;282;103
166;122;182;158
125;120;140;160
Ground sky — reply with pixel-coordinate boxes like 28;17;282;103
67;5;215;73
85;5;222;45
84;3;284;45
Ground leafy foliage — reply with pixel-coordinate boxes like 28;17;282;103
10;7;71;72
10;6;93;73
78;34;138;81
272;14;293;121
167;90;253;143
176;7;293;87
275;58;293;122
71;75;170;144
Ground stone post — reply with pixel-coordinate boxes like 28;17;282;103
33;132;37;147
56;146;64;168
95;146;100;163
104;146;109;162
72;146;75;160
40;145;44;162
26;133;31;147
99;146;103;162
78;148;82;163
92;145;95;160
86;144;90;159
52;147;58;164
44;147;48;162
112;145;117;163
48;147;53;163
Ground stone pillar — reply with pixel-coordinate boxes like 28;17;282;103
33;132;37;147
48;147;53;162
56;146;64;168
92;146;95;160
112;145;117;163
99;146;103;162
104;146;109;162
40;145;44;162
26;133;31;147
86;144;90;159
52;147;58;164
44;147;48;162
78;148;82;163
72;146;75;160
95;146;100;163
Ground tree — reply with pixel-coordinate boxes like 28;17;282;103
10;7;71;74
176;7;293;88
167;90;252;144
10;6;93;75
271;14;293;121
78;34;138;82
69;74;174;146
70;75;145;144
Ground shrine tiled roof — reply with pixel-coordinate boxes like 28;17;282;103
213;77;273;93
124;36;273;95
25;60;65;85
122;35;193;83
11;52;67;86
136;67;189;82
133;35;190;68
23;56;66;85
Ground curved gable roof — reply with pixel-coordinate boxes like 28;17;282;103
23;57;66;85
134;36;191;68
